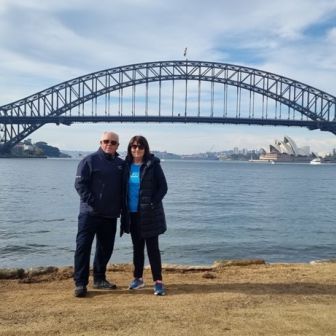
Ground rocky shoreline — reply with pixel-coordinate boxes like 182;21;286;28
0;259;266;280
1;258;335;281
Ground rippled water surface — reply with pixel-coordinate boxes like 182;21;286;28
0;158;335;267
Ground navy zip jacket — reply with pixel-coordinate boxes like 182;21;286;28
75;147;124;218
121;154;167;237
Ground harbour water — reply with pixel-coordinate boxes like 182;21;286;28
0;158;335;268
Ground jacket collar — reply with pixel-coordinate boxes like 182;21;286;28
126;153;158;167
98;147;119;160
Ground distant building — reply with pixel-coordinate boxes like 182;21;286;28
259;136;312;162
23;144;34;153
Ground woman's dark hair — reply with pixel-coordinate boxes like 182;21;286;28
127;135;151;161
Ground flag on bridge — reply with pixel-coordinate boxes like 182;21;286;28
184;47;187;57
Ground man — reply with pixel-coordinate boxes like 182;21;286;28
73;131;124;297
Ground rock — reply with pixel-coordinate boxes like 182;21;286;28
55;267;74;280
202;272;216;279
27;266;58;277
159;264;214;272
0;268;25;279
310;259;336;264
213;259;266;268
107;263;133;272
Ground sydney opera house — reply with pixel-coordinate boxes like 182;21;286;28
259;136;312;162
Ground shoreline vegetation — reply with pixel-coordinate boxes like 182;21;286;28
1;259;336;335
0;139;70;158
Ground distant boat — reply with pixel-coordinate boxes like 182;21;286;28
310;157;322;165
248;159;275;164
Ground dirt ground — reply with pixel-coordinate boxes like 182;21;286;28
1;262;336;336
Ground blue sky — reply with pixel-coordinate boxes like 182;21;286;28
1;0;336;154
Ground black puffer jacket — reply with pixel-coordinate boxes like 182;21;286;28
121;154;168;238
75;147;124;218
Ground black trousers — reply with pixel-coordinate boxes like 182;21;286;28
74;213;117;286
130;213;162;281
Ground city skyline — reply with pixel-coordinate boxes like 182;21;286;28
27;134;334;157
1;0;336;154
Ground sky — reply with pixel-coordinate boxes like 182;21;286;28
1;0;336;154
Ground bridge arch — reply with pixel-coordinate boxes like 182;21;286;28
1;60;336;153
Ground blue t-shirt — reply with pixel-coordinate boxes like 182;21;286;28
128;164;141;212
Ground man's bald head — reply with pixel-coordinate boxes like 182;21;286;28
100;131;119;154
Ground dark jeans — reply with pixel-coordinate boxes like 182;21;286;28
74;213;117;286
130;212;162;281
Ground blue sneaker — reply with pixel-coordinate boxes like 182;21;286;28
154;282;166;296
128;278;145;290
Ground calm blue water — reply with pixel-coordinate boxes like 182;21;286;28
0;158;335;268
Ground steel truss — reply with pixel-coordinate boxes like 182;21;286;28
1;60;336;153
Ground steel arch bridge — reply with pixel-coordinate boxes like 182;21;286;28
1;60;336;154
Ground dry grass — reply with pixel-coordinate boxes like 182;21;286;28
1;263;336;335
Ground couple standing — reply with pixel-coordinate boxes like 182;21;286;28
73;132;167;298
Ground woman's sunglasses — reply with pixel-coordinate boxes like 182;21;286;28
131;144;145;150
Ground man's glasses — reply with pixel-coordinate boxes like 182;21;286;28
102;139;119;145
131;144;145;150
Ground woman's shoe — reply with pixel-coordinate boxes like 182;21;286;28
154;282;166;296
128;278;145;290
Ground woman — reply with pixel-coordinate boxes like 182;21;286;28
121;135;168;296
